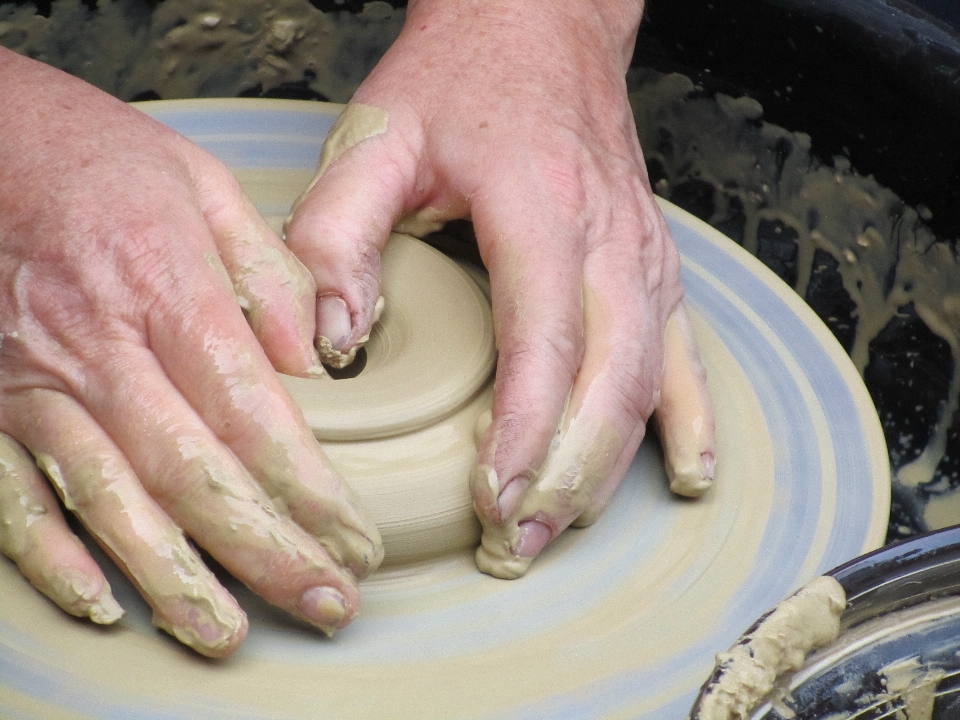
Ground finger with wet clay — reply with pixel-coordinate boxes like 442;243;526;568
0;431;123;625
76;333;368;636
143;275;383;578
654;302;715;497
473;200;680;578
469;206;593;579
4;390;246;657
474;315;642;578
570;419;649;529
186;146;324;379
0;52;365;650
283;104;458;369
476;395;628;580
163;141;382;575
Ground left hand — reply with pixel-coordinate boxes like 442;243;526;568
284;0;715;578
0;50;383;656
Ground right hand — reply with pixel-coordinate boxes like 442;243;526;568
0;49;383;658
282;0;716;580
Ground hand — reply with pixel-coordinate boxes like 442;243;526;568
0;49;383;657
284;0;716;579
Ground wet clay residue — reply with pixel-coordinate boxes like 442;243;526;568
0;0;403;103
691;575;846;720
628;70;960;538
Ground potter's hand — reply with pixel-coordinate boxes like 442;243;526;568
284;0;715;579
0;50;382;657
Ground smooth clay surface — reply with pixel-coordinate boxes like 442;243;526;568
0;103;891;720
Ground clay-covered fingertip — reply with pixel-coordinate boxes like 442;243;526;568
153;600;249;659
315;295;384;370
317;295;352;352
670;476;712;498
668;452;715;498
496;475;529;522
365;537;386;577
305;360;327;379
316;336;358;369
514;520;551;558
474;530;533;580
475;546;530;580
48;569;124;624
199;619;249;659
702;451;715;480
343;530;385;580
86;588;125;625
299;585;350;636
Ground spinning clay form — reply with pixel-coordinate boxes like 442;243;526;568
281;233;496;565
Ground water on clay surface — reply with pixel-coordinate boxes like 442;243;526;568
2;0;957;540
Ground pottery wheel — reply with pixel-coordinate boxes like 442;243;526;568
0;100;890;720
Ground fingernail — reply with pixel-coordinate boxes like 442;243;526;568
497;475;528;520
515;520;552;558
299;586;347;634
317;296;352;351
702;452;715;480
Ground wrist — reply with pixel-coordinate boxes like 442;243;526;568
405;0;643;72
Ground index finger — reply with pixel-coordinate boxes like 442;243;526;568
142;222;384;580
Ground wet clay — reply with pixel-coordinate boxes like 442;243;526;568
473;293;715;580
879;657;944;720
0;133;890;711
692;576;846;720
0;436;124;625
283;102;445;366
282;102;390;367
283;102;389;224
760;595;960;720
35;449;248;654
657;303;716;497
472;284;629;578
473;410;623;580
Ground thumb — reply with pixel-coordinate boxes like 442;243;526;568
283;104;416;368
